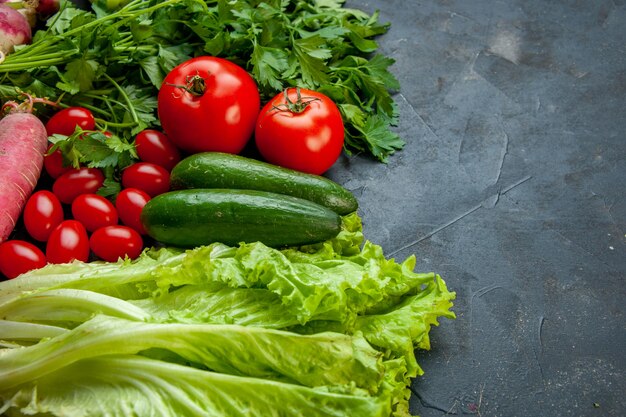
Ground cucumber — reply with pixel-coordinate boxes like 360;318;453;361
170;152;358;215
141;189;341;248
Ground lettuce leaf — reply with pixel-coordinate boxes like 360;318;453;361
0;213;455;416
1;315;384;392
1;355;391;417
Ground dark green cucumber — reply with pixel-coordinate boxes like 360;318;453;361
141;189;341;248
169;152;358;215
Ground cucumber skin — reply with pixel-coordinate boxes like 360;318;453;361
169;152;358;215
141;189;342;248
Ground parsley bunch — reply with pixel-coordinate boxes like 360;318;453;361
0;0;404;162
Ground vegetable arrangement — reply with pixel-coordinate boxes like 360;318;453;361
0;1;456;416
0;0;404;161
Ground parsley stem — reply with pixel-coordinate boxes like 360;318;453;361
76;103;112;119
95;119;137;128
103;74;140;126
83;89;115;96
1;0;198;71
0;52;77;72
81;93;129;110
113;45;157;53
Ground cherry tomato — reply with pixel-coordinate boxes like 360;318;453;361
0;240;47;279
121;163;170;197
46;107;96;136
255;88;345;175
158;56;260;154
44;144;73;179
37;0;60;17
135;129;181;171
90;225;143;262
46;220;90;264
71;194;118;232
23;190;64;242
53;168;105;204
115;188;151;235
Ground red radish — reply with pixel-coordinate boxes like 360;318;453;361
0;0;37;28
0;4;32;57
0;111;48;243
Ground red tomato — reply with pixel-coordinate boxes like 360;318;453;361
158;56;260;154
71;194;118;232
46;220;90;264
115;188;150;235
121;163;170;197
46;107;96;136
135;129;181;171
53;168;105;204
0;240;47;279
90;226;143;262
255;88;345;175
23;190;64;242
44;144;73;179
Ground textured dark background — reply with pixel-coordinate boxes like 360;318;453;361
331;1;626;416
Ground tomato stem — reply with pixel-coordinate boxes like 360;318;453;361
166;74;207;97
271;87;320;114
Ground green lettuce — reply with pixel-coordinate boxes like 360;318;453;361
1;356;392;417
0;213;455;417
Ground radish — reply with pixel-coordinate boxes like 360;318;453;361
0;3;32;58
0;110;48;243
0;1;37;27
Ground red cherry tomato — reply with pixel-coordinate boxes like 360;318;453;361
53;168;105;204
157;56;260;154
135;129;181;171
44;144;73;179
0;240;47;279
46;220;90;264
71;194;118;232
46;107;96;136
255;88;345;175
23;190;64;242
90;225;143;262
115;188;151;235
121;163;170;197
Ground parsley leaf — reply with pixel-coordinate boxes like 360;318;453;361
250;44;289;91
57;58;99;94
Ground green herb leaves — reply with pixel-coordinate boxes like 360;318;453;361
0;0;405;162
49;128;136;197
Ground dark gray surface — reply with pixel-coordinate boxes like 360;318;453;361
334;1;626;416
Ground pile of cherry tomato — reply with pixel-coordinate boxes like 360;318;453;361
0;108;181;280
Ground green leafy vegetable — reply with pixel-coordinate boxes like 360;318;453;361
0;214;455;416
48;128;137;197
0;0;404;162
